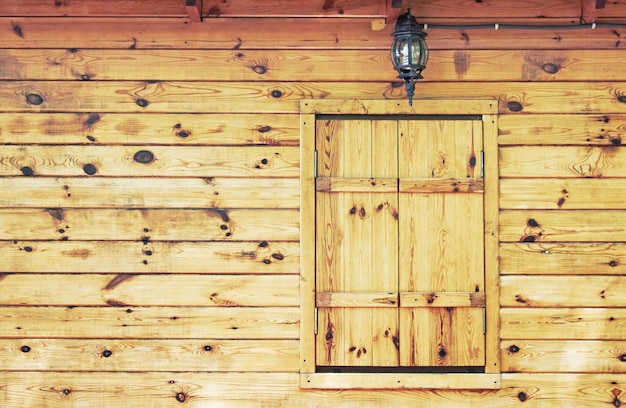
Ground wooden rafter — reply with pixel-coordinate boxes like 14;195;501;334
581;0;606;24
186;0;201;22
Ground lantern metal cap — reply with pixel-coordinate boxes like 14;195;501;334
393;8;426;37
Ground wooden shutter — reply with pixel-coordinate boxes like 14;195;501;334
315;116;485;369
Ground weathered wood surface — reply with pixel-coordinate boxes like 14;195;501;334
0;0;189;17
0;338;299;372
2;81;626;114
500;242;626;275
3;49;626;82
0;113;300;146
3;17;626;50
0;177;300;208
501;340;626;373
500;179;626;209
0;208;299;241
499;210;626;242
2;372;626;407
498;114;626;146
0;306;300;339
0;274;299;306
0;145;299;177
501;275;626;307
500;146;626;178
501;308;626;340
0;241;299;273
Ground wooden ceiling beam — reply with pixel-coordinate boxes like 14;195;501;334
186;0;201;22
581;0;606;24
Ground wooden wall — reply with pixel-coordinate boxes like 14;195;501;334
1;0;626;406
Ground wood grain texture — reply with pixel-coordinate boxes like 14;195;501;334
0;208;299;241
501;340;626;373
0;274;299;306
501;308;626;340
0;338;299;372
0;113;300;146
0;241;299;273
0;177;300;208
0;306;299;339
500;242;626;275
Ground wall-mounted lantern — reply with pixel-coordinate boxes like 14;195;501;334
390;8;429;105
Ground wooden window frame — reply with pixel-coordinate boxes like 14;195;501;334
300;99;501;390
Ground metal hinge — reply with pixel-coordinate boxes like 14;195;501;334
482;308;487;335
480;150;484;178
314;307;319;335
314;150;318;178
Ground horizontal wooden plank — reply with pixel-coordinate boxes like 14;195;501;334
498;114;626;146
5;49;626;82
501;275;626;307
301;373;501;390
499;210;626;242
0;338;298;372
500;146;626;178
414;0;581;18
0;306;299;339
501;340;626;373
0;177;300;209
1;81;626;114
316;177;397;192
0;145;299;177
302;98;497;115
500;178;626;209
3;371;626;407
316;292;398;307
0;208;299;241
0;241;298;273
500;242;626;275
400;292;486;307
0;274;299;306
2;17;626;50
0;113;300;146
501;308;626;340
399;178;484;193
0;0;189;17
201;0;385;17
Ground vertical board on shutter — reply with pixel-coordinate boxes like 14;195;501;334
399;119;485;367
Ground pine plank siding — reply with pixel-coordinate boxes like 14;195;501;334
1;0;626;406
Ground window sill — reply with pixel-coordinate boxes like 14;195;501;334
300;373;501;390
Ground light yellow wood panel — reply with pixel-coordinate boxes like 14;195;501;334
501;340;626;373
501;308;626;340
500;179;626;209
0;145;299;177
500;242;626;275
0;177;300;209
316;292;398;307
0;241;298;273
6;371;626;407
499;210;626;242
0;306;300;339
2;81;626;114
498;114;626;146
500;145;626;178
6;49;626;82
0;208;299;241
0;113;300;146
302;372;500;389
0;49;394;81
501;275;626;307
0;274;299;306
0;338;298;372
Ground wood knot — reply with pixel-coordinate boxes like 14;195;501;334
507;101;524;112
135;98;149;108
176;392;187;403
25;93;44;105
509;344;520;353
517;391;527;402
102;349;113;358
20;345;31;353
83;163;97;175
20;166;35;176
133;150;155;164
541;63;560;74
